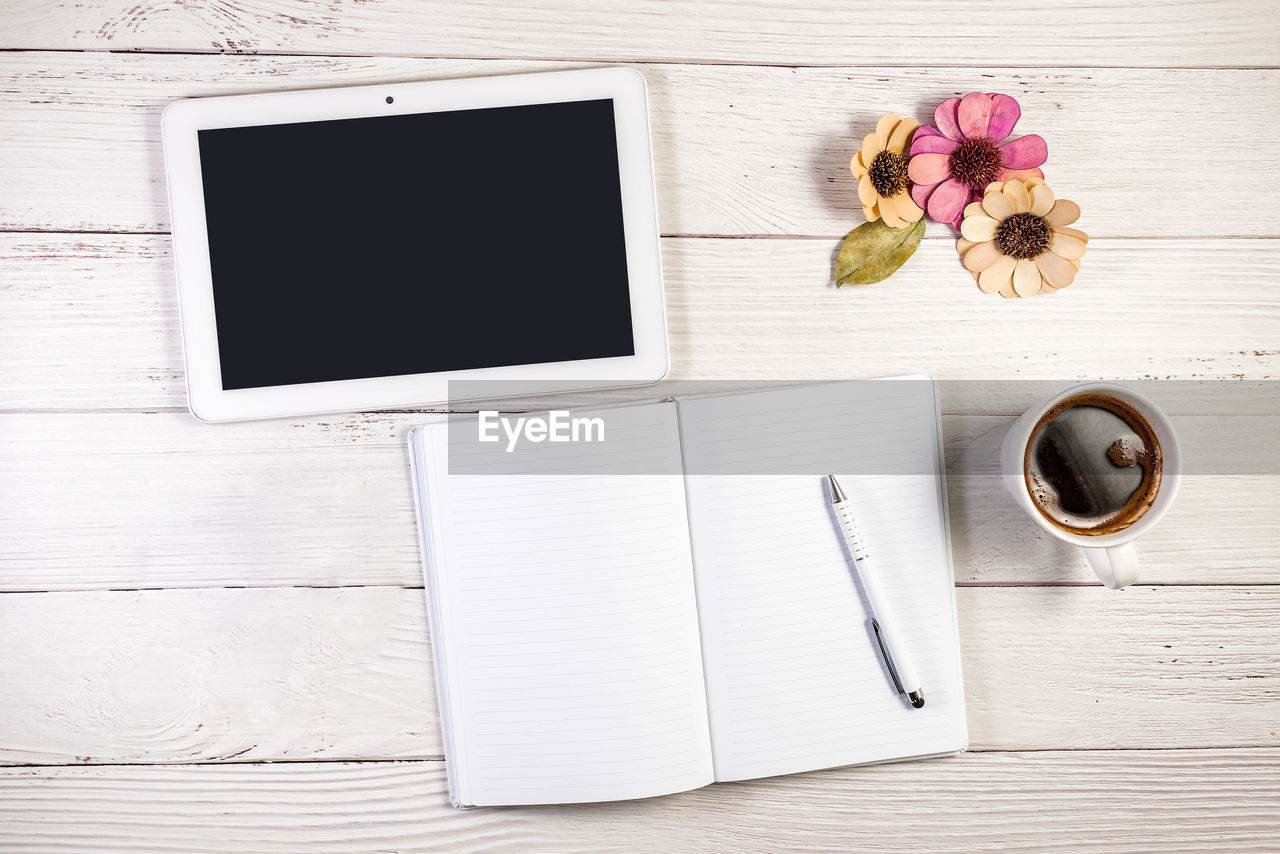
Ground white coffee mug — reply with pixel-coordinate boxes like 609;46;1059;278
1001;383;1181;589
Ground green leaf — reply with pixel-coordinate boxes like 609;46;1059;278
834;217;925;287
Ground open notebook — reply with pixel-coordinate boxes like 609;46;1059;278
408;379;967;807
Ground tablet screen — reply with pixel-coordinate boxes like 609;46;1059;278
197;98;635;391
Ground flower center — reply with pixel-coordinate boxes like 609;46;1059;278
948;137;1003;190
994;212;1052;260
868;150;909;198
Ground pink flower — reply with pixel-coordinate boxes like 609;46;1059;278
907;93;1048;229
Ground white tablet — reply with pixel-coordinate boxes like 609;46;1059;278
161;67;668;422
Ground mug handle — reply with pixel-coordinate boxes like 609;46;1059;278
1082;542;1140;589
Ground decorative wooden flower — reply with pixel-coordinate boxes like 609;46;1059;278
956;178;1087;298
907;93;1047;229
835;92;1087;297
849;113;924;229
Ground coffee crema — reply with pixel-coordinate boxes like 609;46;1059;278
1024;393;1162;535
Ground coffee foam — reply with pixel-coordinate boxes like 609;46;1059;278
1023;393;1163;536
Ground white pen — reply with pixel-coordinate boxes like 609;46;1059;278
826;474;925;709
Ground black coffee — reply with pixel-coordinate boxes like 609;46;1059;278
1024;393;1162;535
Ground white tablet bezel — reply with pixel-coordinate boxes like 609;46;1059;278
162;67;668;422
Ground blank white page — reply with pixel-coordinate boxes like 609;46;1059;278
410;402;713;806
676;380;967;782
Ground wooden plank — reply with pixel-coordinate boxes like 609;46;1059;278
3;0;1276;67
0;588;439;765
2;234;1277;414
3;53;1280;237
0;586;1276;765
1;411;1276;591
943;416;1280;587
0;412;426;591
1;751;1279;853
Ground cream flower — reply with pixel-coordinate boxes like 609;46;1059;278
850;113;925;229
956;178;1087;298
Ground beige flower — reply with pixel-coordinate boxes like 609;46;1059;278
850;113;925;229
955;178;1087;298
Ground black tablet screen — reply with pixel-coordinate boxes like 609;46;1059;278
197;98;635;390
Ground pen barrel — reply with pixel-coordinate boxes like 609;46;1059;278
833;500;922;694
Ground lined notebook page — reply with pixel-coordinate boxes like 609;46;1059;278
676;380;967;782
411;402;714;806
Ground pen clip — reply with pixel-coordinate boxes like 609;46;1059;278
872;618;905;696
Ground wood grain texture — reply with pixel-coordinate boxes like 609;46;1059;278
1;410;1277;591
4;52;1280;236
2;234;1277;414
2;751;1279;853
3;2;1279;845
0;586;1276;765
3;0;1277;67
0;588;437;766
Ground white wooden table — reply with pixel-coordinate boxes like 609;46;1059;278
2;2;1278;851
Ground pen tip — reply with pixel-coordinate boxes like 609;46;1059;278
825;474;846;504
909;690;925;709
